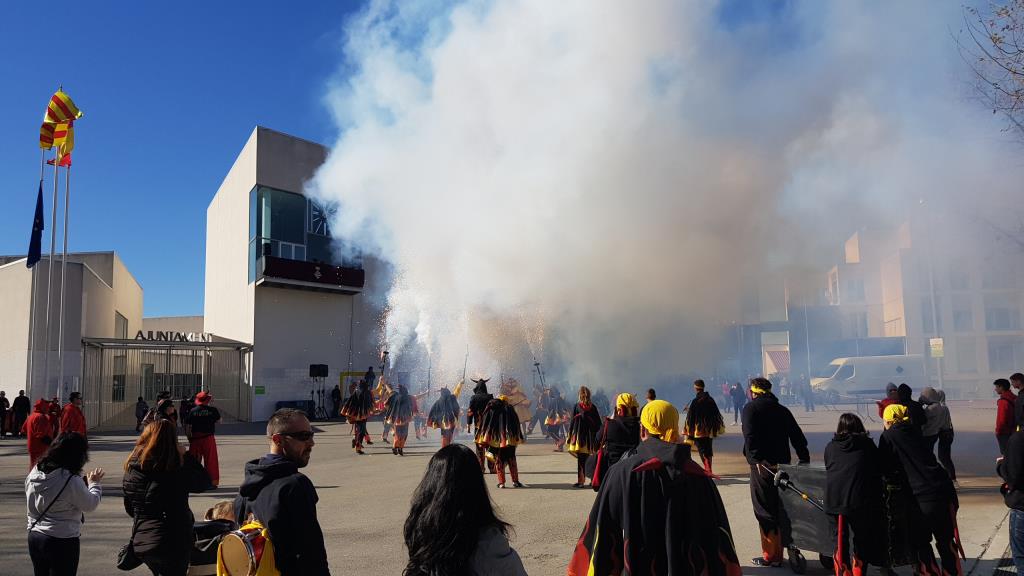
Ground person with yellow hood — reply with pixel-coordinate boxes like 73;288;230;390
879;403;962;576
741;377;809;567
587;392;642;491
568;399;741;576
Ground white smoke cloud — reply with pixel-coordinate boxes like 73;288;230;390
309;0;1022;390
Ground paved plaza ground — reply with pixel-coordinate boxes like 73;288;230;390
0;399;1014;575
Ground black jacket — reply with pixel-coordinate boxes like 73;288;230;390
234;454;330;576
600;416;641;467
569;438;740;575
999;431;1024;511
122;454;211;558
468;392;493;431
897;384;927;432
741;393;809;465
824;433;882;515
878;422;953;503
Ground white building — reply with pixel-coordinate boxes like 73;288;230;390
205;127;383;420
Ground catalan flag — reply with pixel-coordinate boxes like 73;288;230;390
39;123;55;149
46;154;72;168
52;121;74;156
43;89;83;124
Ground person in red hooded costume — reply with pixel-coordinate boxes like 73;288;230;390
60;392;87;438
23;399;54;468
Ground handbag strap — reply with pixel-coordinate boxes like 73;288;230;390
29;471;75;531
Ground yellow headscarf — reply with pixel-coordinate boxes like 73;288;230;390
750;381;769;395
883;403;909;424
615;392;639;411
640;399;679;443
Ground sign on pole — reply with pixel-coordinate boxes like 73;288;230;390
929;337;944;358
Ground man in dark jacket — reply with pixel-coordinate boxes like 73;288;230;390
897;383;927;432
742;377;810;567
998;431;1024;575
234;408;329;576
12;390;30;438
1012;373;1024;431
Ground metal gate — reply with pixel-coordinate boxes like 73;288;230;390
81;338;252;430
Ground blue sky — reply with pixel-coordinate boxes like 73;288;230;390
0;2;365;316
0;1;794;318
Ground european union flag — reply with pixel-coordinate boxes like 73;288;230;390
27;182;44;268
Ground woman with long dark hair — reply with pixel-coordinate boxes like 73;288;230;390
404;444;526;575
26;432;104;576
566;386;602;488
824;413;883;576
123;420;211;576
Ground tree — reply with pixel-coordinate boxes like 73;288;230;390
961;1;1024;139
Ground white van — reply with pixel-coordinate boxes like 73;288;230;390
810;355;926;398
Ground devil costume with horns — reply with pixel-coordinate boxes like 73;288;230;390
476;395;524;488
468;378;495;472
544;388;571;451
427;388;462;448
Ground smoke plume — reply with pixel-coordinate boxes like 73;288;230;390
309;1;1022;391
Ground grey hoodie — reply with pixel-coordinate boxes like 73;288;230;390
25;466;102;538
468;526;528;576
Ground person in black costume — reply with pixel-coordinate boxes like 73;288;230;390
427;387;461;448
568;399;741;576
589;392;641;491
476;395;524;488
340;379;375;454
879;404;962;576
566;386;602;488
384;385;415;456
467;378;494;473
742;377;810;567
544;387;570;451
825;413;884;576
897;383;927;433
683;379;725;476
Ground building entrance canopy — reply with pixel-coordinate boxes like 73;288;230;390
81;336;252;430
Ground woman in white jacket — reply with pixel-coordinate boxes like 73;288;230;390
25;432;104;576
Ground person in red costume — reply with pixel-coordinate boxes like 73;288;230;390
23;399;54;468
60;392;87;438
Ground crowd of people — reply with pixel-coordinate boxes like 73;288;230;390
17;370;1024;576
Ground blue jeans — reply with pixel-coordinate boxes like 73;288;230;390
1011;509;1024;576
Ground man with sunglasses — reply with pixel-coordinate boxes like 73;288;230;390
234;408;330;575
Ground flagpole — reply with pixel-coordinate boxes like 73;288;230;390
57;158;70;400
27;150;45;395
43;149;59;399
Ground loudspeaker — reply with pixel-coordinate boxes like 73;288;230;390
309;364;328;378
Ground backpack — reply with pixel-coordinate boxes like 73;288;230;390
216;520;280;576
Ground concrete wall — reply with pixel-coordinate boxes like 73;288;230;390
255;127;328;194
142;316;204;334
0;260;32;400
205;129;257;348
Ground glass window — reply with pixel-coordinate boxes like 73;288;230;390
308;200;336;236
952;295;973;332
921;295;942;334
985;294;1021;331
115;312;128;339
948;260;969;290
983;267;1017;289
835;365;854;380
249;187;258;241
263;188;306;244
989;337;1024;372
956;338;977;373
